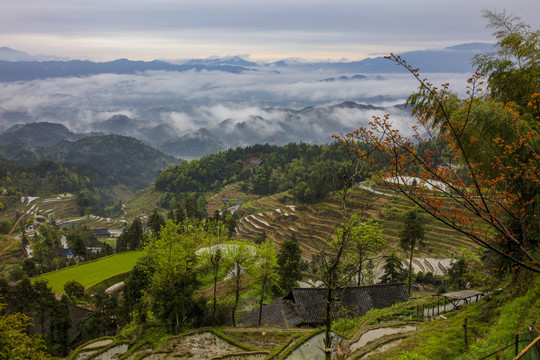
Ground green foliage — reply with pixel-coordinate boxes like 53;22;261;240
254;238;279;326
32;235;55;274
399;209;426;252
0;134;174;216
144;220;205;333
122;258;154;319
0;160;87;206
332;317;361;338
155;142;364;208
38;223;61;247
0;302;52;360
197;220;229;325
347;216;385;286
380;250;406;284
396;353;429;360
64;280;85;300
147;210;166;237
116;218;145;252
0;219;12;234
399;209;426;294
66;225;97;257
204;295;235;326
276;235;303;295
223;240;256;326
375;273;540;360
473;9;540;111
0;279;71;357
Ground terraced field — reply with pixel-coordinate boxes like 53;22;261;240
230;185;477;262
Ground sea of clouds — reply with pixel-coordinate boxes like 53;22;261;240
0;66;470;144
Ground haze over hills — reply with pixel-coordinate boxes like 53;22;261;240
0;43;492;157
0;102;410;158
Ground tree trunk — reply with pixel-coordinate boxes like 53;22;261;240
408;246;414;296
213;265;218;325
232;265;240;327
258;277;266;326
324;280;333;360
357;259;363;286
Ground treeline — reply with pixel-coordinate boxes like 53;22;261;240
0;278;72;356
1;135;175;189
16;223;113;279
155;142;374;207
0;159;122;217
0;160;89;211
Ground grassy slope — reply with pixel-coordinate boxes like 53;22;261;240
35;251;143;293
360;273;540;360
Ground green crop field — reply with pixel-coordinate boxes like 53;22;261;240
36;251;143;293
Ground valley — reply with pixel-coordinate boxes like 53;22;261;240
0;10;538;359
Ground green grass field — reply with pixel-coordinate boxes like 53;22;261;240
36;251;143;293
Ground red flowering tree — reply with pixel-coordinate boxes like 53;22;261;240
336;57;539;272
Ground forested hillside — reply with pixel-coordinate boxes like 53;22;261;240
155;142;387;209
0;134;175;216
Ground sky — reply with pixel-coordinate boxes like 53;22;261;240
1;0;539;62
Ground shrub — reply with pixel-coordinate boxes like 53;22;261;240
64;280;85;299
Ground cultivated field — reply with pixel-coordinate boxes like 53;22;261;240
231;185;477;259
35;251;143;293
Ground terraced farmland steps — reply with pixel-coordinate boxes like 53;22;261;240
346;321;420;359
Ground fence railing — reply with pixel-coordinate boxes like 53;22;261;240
476;333;540;360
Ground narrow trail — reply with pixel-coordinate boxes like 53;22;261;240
0;236;20;257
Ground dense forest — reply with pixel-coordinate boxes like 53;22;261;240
155;142;389;208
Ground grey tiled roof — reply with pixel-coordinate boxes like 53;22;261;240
241;283;408;327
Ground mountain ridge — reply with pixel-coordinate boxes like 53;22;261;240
0;42;494;82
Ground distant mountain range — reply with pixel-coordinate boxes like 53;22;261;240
0;43;493;82
0;57;249;82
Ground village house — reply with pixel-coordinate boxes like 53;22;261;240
243;156;263;168
241;283;409;327
92;228;110;239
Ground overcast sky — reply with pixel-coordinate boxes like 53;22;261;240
1;0;538;62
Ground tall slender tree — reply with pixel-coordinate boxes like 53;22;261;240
147;220;201;333
199;220;229;325
224;241;255;327
255;238;278;326
399;209;426;295
276;235;302;294
348;217;385;286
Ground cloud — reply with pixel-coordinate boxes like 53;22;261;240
0;65;472;144
2;0;538;61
